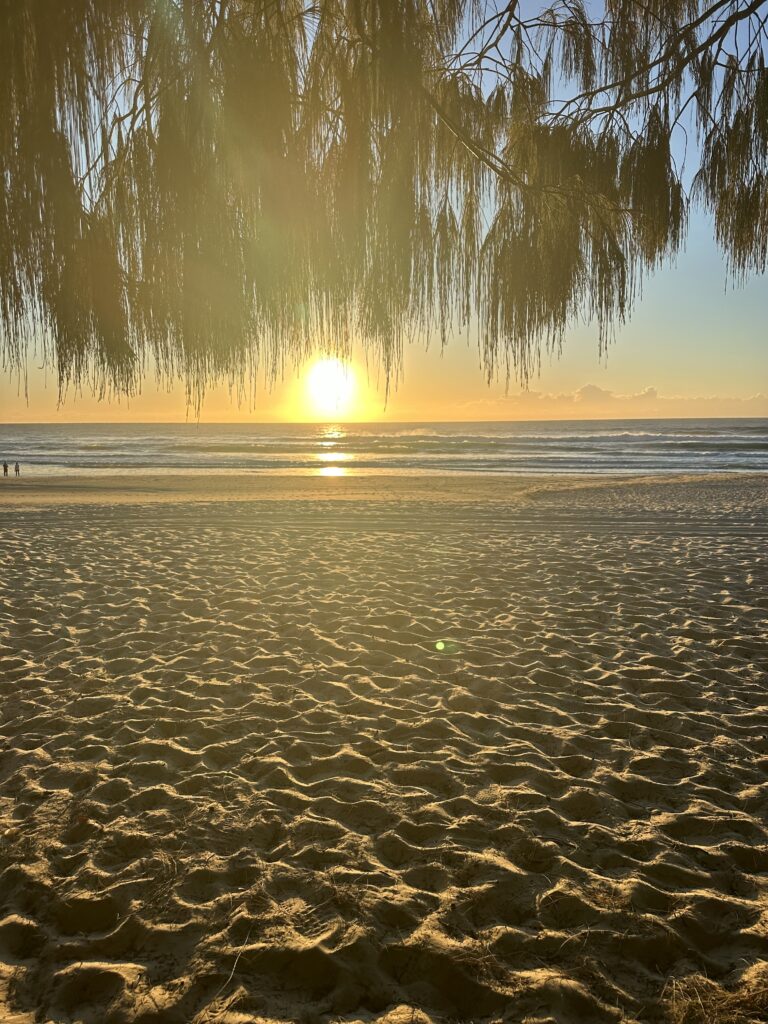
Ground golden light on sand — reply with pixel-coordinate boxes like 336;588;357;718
318;465;347;476
306;358;356;418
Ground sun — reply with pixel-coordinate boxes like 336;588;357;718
305;358;356;418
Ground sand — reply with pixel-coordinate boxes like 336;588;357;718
0;472;767;1024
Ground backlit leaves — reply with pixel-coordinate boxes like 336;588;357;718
0;0;765;403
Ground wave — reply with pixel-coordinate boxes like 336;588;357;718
3;418;767;475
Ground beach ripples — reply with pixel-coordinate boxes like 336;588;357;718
0;477;767;1023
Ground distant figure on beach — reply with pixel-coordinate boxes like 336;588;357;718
14;462;20;477
2;461;7;477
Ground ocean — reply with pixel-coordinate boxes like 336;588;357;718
1;419;766;476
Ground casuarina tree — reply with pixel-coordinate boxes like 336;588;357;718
1;1;765;403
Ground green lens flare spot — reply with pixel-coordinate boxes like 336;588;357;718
434;639;461;655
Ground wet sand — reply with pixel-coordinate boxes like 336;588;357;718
1;473;767;1023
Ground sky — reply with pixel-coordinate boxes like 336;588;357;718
1;213;766;423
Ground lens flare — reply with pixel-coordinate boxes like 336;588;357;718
434;639;460;655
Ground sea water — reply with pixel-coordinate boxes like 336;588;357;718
1;419;766;476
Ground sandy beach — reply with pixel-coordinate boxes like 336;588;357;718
1;472;767;1024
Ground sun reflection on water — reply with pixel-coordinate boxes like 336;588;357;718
315;426;349;475
316;451;350;462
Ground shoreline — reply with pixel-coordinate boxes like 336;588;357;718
1;469;766;508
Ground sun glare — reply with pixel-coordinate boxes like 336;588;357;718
306;358;356;418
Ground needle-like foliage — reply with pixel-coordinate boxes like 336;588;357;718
1;1;765;403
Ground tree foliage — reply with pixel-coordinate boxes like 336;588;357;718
1;0;766;402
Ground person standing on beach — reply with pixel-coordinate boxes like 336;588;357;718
14;462;20;477
2;461;7;477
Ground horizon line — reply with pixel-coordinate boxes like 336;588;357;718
1;414;767;428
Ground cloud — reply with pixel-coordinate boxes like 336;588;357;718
573;383;660;404
456;385;768;420
575;383;614;403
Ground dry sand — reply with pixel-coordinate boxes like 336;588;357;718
0;473;767;1024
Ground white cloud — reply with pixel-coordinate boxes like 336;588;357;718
456;385;768;419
